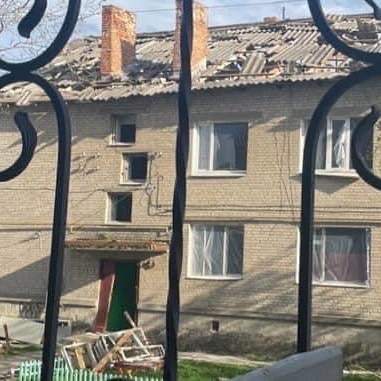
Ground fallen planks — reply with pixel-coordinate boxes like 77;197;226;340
61;313;165;375
93;329;134;373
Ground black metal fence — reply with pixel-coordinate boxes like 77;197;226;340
0;1;80;380
1;0;381;380
297;0;381;353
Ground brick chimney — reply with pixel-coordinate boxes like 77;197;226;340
100;5;136;78
173;0;208;74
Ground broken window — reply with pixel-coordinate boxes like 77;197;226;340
122;153;148;184
195;122;248;174
189;225;244;278
301;118;373;171
108;193;132;223
300;227;370;286
112;114;136;144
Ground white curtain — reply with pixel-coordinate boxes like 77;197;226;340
324;234;352;282
303;120;326;170
192;226;224;276
316;127;326;170
191;226;243;276
312;228;368;284
214;128;237;170
312;229;324;281
198;126;211;170
204;227;224;275
332;120;347;168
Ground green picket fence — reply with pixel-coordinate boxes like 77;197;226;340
18;358;163;381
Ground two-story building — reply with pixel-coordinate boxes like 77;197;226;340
1;3;381;362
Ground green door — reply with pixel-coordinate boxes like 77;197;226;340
107;262;138;332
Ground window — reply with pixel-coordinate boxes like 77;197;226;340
194;122;248;174
111;114;136;144
108;193;132;223
299;227;370;286
189;225;244;279
121;154;148;184
301;118;373;172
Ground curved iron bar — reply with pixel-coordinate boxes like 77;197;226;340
163;0;193;380
308;0;381;64
0;72;72;381
298;61;381;351
364;0;381;20
0;2;80;380
0;111;37;182
18;0;48;39
351;105;381;190
0;0;81;73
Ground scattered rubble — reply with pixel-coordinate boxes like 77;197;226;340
2;14;381;105
60;312;164;376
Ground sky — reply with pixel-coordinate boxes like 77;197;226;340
81;0;376;34
0;0;378;62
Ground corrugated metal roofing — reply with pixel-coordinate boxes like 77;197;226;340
1;13;380;104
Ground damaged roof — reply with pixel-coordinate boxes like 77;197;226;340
1;13;380;104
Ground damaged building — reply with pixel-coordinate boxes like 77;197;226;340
1;2;381;360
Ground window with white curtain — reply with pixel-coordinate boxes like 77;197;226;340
194;122;248;174
300;118;373;172
189;225;244;279
299;227;370;286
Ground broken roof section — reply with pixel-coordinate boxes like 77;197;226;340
1;13;381;105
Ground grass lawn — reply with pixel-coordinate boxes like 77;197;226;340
137;361;381;380
177;360;252;380
0;344;40;358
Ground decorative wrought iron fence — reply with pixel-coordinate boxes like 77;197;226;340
2;0;381;380
297;0;381;353
0;1;80;380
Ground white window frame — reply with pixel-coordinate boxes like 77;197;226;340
300;117;357;175
192;121;248;177
295;226;370;288
110;115;136;146
106;192;132;224
120;153;148;185
187;224;244;280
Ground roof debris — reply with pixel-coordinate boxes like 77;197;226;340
1;14;380;104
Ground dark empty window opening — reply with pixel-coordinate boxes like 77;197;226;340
109;193;132;223
122;154;148;183
119;124;136;144
112;115;136;144
211;320;220;333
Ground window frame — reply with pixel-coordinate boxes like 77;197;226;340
300;117;359;175
110;114;137;146
120;153;149;185
106;192;132;224
187;224;244;280
192;121;248;177
295;226;371;288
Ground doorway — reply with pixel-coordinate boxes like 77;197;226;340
95;260;139;332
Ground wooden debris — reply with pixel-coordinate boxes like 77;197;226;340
93;329;134;373
3;325;11;354
61;312;165;375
